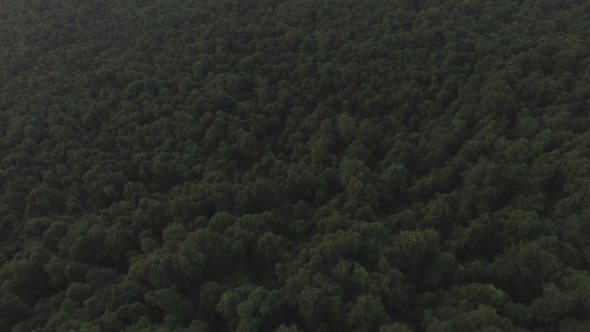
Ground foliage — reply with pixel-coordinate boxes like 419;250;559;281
1;0;590;330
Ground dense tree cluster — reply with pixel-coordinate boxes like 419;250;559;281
2;0;590;331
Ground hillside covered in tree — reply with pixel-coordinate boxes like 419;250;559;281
2;0;590;331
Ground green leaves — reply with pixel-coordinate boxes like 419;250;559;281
257;231;287;264
391;229;440;271
2;0;590;331
529;283;575;323
425;304;513;332
25;186;64;218
489;236;562;301
348;295;390;332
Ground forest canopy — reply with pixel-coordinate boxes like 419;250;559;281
2;0;590;331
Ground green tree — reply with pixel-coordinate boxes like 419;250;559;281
24;186;64;218
348;294;390;332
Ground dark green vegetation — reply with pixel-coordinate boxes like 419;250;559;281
2;0;590;331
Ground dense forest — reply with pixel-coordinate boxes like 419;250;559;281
2;0;590;331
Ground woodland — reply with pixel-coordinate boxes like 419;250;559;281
2;0;590;331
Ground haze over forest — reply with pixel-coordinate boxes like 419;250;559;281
2;0;590;331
